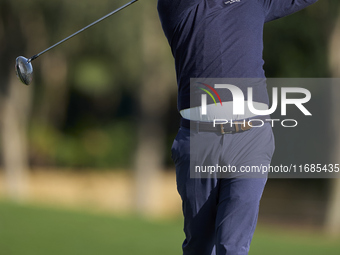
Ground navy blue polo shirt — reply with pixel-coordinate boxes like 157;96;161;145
157;0;318;111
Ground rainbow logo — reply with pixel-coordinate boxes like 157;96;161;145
197;82;223;106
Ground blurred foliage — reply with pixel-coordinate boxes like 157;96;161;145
29;120;135;168
0;0;339;169
73;59;112;96
0;0;148;169
264;0;338;78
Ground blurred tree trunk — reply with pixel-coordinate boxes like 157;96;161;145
0;2;41;200
1;73;32;200
134;0;175;216
326;9;340;235
0;2;29;200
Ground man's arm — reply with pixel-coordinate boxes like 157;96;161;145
157;0;200;44
261;0;319;22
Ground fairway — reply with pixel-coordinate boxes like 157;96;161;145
0;200;339;255
0;200;183;255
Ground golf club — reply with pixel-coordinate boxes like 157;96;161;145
15;0;139;85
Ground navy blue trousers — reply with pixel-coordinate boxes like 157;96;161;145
171;123;275;255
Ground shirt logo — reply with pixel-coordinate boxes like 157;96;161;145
224;0;241;5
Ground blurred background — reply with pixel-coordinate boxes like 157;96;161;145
1;0;340;254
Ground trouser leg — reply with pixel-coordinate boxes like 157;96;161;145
171;124;274;255
215;178;267;255
181;177;219;255
214;123;274;255
172;127;220;255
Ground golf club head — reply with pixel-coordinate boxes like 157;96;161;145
15;56;33;85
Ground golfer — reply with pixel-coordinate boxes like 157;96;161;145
158;0;318;254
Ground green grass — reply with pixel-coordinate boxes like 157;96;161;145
251;226;340;255
0;200;183;255
0;200;339;255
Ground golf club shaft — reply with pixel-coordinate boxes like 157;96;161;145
28;0;138;62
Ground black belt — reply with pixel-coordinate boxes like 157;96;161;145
180;115;270;134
